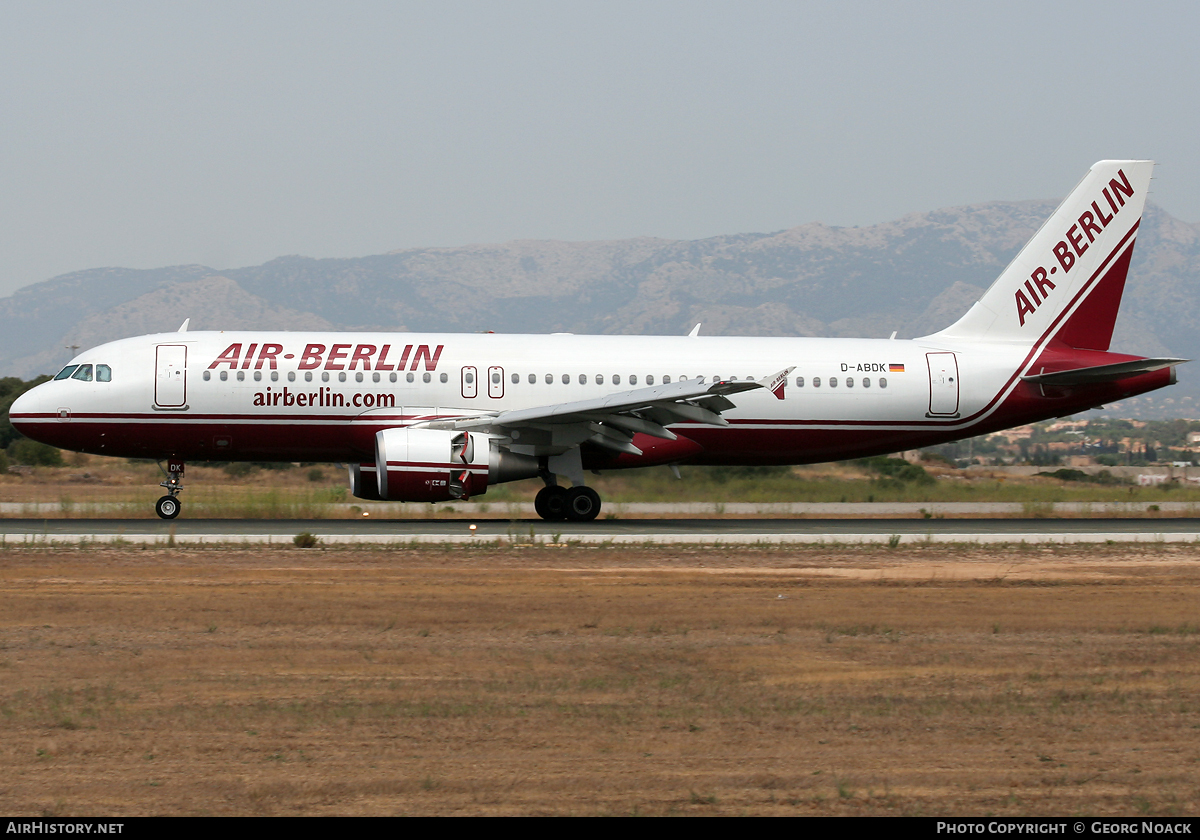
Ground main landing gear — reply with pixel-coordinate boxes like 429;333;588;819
155;460;184;520
534;484;601;522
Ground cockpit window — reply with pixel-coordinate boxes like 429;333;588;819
71;364;93;382
96;364;112;382
54;365;79;381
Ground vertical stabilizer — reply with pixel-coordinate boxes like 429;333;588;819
931;160;1153;350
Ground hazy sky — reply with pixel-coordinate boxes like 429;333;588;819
1;1;1196;297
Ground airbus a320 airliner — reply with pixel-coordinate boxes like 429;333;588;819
9;161;1183;521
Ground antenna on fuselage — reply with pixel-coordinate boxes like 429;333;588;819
688;323;701;337
178;319;190;332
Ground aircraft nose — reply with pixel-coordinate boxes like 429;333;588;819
9;384;53;438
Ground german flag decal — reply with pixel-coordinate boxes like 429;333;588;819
889;363;905;373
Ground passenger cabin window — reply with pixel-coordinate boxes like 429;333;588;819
629;375;637;385
511;373;519;384
646;375;654;385
528;373;536;384
880;378;888;388
54;365;79;381
96;364;112;382
203;370;211;381
863;378;870;388
612;374;620;385
813;377;821;388
796;376;804;387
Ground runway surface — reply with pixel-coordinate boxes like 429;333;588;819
2;517;1200;545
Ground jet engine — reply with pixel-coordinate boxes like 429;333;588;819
348;427;539;502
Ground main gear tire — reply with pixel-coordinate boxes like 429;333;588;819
564;486;601;522
534;485;569;521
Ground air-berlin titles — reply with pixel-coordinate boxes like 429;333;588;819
1015;169;1135;327
207;343;445;371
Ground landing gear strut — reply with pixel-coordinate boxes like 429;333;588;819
534;484;602;522
156;460;184;520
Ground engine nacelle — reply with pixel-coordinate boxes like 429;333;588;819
348;428;541;502
376;428;489;501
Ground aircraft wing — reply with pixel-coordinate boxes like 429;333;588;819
416;367;794;456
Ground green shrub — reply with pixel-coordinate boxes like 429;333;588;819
8;438;63;466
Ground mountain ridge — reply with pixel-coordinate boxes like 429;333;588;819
5;198;1198;415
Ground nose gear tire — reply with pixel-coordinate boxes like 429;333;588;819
155;495;181;520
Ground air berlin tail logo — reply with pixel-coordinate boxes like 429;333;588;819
1015;168;1135;327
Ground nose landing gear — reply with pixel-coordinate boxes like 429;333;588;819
156;460;184;520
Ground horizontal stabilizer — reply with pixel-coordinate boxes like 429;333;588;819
1021;358;1187;387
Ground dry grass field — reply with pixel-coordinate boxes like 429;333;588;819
5;455;1200;518
1;542;1199;816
